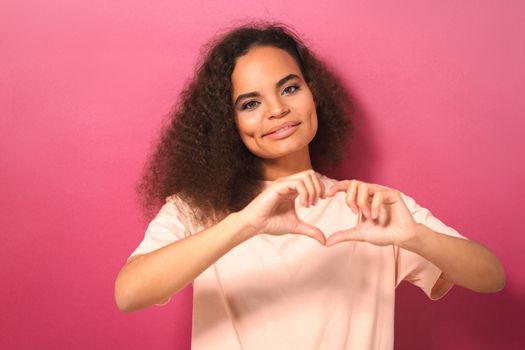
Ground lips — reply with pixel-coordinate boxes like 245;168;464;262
263;121;301;136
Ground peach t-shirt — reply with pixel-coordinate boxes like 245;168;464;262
127;173;466;349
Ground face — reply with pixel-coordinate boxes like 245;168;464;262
231;46;318;160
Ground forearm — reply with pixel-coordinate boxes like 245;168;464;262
115;212;254;312
400;223;506;293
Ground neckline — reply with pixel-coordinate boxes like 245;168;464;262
260;171;326;185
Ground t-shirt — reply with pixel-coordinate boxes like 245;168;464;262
127;173;467;349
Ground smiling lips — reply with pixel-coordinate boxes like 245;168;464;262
263;121;301;137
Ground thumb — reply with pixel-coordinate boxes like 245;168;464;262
292;221;326;245
324;184;338;197
325;227;364;247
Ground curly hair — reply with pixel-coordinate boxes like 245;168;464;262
136;21;354;227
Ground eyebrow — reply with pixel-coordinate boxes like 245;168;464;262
233;73;301;107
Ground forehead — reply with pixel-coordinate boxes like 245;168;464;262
231;46;303;94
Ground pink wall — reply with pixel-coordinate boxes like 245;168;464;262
1;1;523;349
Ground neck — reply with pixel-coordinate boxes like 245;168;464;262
261;146;313;181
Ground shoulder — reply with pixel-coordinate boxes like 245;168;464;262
163;194;203;233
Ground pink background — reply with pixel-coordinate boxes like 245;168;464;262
1;1;524;349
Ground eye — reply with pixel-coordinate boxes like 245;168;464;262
283;85;300;95
240;100;260;111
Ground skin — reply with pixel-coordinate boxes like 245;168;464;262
115;45;504;312
231;46;318;181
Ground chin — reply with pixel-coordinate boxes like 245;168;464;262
258;142;311;160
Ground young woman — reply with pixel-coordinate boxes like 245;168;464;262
115;22;505;349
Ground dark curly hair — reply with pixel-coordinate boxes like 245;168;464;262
137;21;354;227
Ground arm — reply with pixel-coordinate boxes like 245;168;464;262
115;170;328;312
400;224;505;293
114;212;252;312
324;179;506;294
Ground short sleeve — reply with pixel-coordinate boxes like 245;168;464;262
395;192;468;300
126;195;189;263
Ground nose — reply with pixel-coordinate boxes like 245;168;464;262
266;97;290;119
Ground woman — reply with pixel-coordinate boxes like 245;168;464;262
115;22;505;349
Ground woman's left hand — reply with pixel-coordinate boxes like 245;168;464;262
324;180;420;247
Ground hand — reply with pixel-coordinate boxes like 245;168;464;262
238;170;327;245
324;180;419;247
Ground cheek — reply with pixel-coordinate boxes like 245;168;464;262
295;92;317;119
235;115;259;138
305;99;318;131
234;117;259;150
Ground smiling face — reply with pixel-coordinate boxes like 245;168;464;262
231;45;318;163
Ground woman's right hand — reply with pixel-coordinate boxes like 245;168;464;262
237;170;327;245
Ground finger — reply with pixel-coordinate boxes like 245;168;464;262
370;191;383;220
357;182;371;218
378;204;389;226
381;189;402;205
309;172;323;203
292;221;326;245
303;173;317;206
345;180;359;214
325;227;364;246
296;181;309;207
325;180;350;197
276;182;298;196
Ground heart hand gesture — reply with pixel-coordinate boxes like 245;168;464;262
238;170;327;245
324;180;419;247
238;172;419;248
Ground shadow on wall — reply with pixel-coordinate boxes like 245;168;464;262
395;284;524;349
